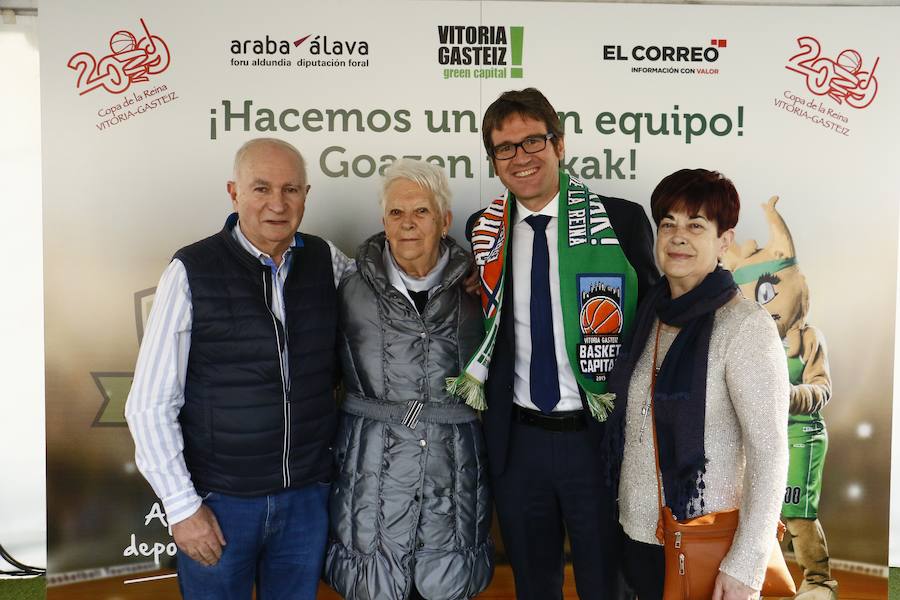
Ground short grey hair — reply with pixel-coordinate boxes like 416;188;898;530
379;158;451;217
232;137;307;183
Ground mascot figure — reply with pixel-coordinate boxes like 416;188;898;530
722;197;838;600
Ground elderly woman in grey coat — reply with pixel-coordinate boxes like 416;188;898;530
324;159;494;600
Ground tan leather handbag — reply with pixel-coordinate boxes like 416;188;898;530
658;505;795;599
647;325;797;599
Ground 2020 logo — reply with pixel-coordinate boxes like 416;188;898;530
785;36;878;109
67;18;170;96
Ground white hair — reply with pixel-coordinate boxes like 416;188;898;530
232;137;307;183
379;158;451;217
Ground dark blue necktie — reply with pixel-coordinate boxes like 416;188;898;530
525;214;560;414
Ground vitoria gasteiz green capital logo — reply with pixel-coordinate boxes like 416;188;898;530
438;25;524;80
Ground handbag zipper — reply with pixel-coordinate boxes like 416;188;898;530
670;527;735;538
675;531;681;548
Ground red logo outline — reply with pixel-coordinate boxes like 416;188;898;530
67;18;171;96
786;36;878;109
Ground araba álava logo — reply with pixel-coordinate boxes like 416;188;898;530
228;33;370;68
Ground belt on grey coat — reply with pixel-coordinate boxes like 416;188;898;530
342;393;478;427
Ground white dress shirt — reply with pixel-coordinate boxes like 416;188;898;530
512;194;583;412
125;222;354;525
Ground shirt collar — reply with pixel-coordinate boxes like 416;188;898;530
383;240;449;295
232;219;297;265
514;191;560;225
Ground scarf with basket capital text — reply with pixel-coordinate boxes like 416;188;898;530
447;171;638;421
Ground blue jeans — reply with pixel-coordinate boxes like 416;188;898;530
177;483;329;600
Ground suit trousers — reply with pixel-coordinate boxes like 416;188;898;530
492;419;621;600
621;534;665;600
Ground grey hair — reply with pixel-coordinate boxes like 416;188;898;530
379;158;451;217
232;137;307;183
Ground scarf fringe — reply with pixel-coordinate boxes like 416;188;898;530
584;390;616;422
445;373;487;411
667;462;708;520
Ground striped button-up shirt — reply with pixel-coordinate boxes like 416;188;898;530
125;222;353;524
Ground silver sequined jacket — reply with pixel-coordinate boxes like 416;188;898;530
323;233;494;600
618;296;789;590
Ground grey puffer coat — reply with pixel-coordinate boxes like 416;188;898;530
324;233;494;600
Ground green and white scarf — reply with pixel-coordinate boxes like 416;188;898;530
447;171;639;421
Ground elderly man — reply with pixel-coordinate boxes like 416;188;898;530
126;138;352;599
463;88;657;600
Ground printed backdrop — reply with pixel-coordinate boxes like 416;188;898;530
39;0;899;588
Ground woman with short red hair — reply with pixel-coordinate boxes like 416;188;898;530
606;169;790;600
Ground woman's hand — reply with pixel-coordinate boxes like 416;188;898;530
463;262;480;296
712;570;759;600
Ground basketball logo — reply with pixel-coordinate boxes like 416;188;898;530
109;30;137;54
580;295;622;334
836;49;862;74
576;277;626;381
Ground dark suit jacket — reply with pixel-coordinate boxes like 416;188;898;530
466;192;658;478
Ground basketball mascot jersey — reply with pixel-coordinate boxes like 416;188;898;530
722;197;837;600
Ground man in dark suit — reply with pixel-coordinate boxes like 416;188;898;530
466;88;657;600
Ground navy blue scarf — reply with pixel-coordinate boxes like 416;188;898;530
606;266;737;519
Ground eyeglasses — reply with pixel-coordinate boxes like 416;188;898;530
490;132;555;160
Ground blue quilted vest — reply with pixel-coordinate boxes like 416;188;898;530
174;214;337;496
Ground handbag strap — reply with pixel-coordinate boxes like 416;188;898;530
648;321;790;560
649;322;667;545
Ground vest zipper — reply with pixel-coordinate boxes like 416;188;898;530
262;270;291;488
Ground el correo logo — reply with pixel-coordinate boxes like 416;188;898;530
603;39;726;63
602;39;726;76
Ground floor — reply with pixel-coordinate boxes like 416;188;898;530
38;563;887;599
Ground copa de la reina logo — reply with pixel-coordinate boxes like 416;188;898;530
66;18;179;132
229;32;370;69
785;36;879;109
775;35;880;138
437;25;525;80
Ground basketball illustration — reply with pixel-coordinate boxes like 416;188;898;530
580;296;622;334
109;30;137;54
837;49;862;74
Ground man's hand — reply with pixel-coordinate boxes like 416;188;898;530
712;570;758;600
172;504;227;567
